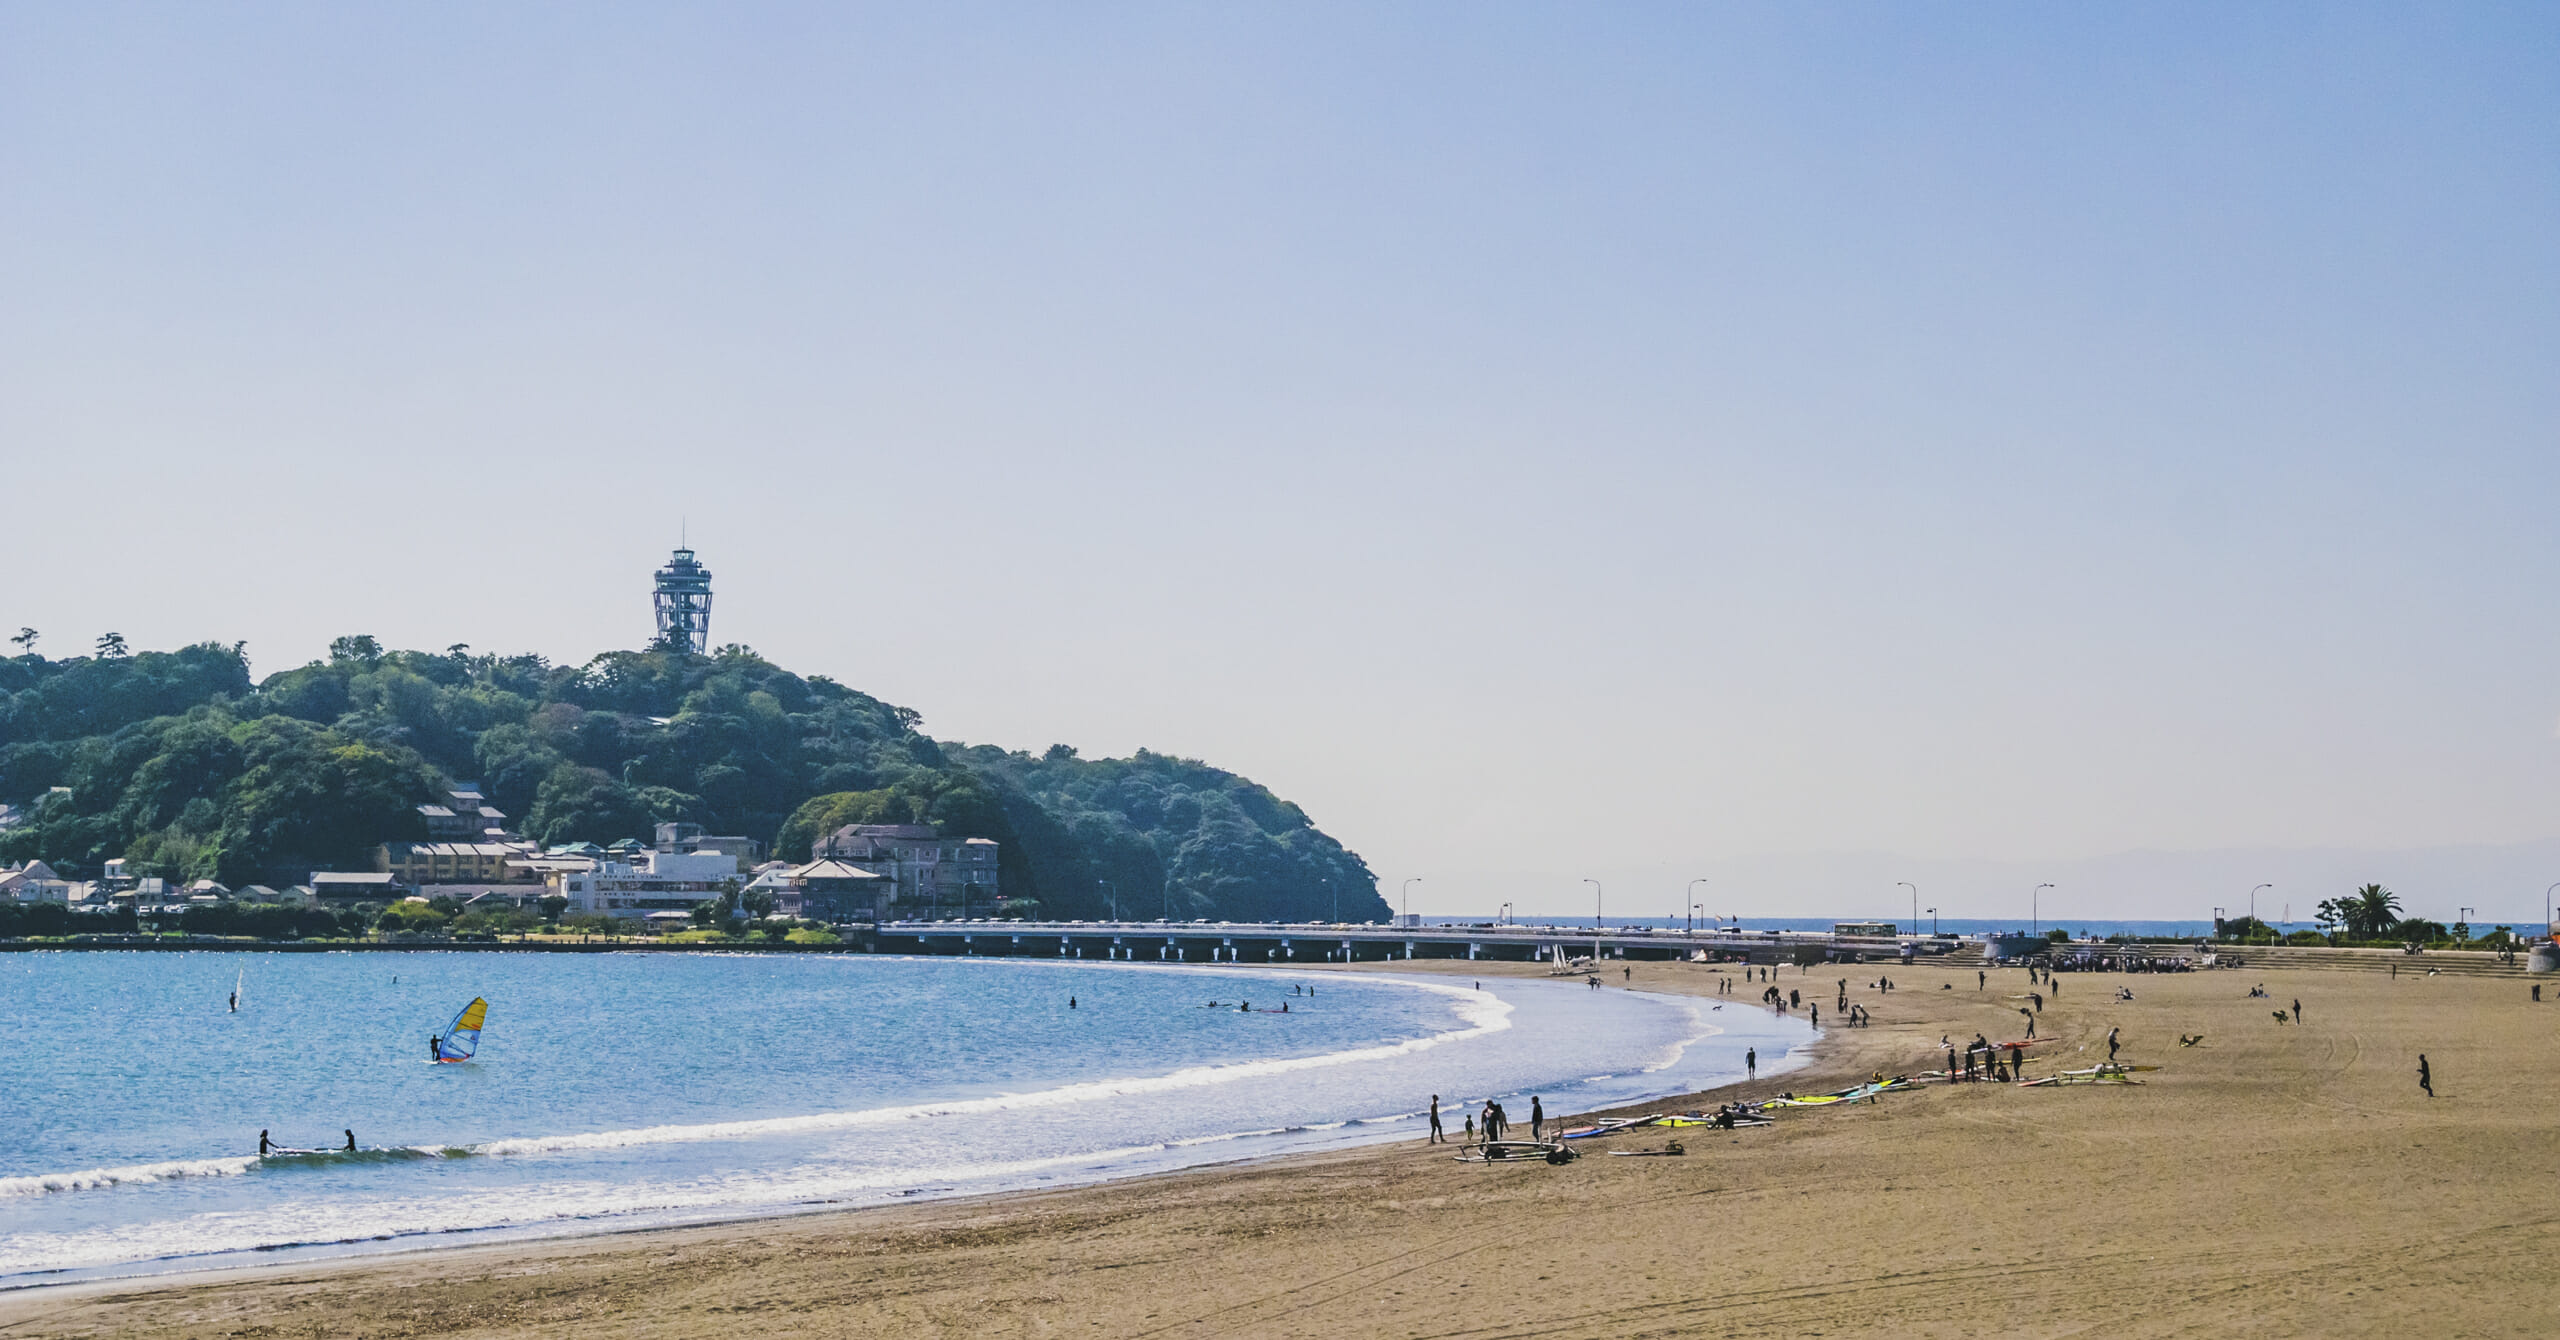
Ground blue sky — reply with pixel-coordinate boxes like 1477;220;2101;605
4;5;2556;919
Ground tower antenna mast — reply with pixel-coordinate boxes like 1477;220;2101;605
652;544;714;654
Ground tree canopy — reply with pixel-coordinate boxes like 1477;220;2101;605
0;641;1386;919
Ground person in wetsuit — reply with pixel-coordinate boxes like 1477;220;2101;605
344;1129;356;1152
429;1035;442;1063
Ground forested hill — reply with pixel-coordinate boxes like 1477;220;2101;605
0;639;1386;921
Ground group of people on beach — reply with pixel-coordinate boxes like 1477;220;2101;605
1429;1094;1543;1144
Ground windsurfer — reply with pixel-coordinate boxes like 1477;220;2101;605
429;1035;441;1063
259;1129;270;1156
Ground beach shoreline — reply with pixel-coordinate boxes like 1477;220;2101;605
6;954;2550;1338
0;961;1799;1293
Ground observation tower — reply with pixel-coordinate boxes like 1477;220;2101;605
651;546;714;654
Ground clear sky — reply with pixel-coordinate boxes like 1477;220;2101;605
5;5;2556;922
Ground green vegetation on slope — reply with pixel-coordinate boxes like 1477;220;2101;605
0;640;1386;921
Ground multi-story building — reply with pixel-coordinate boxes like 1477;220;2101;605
776;858;889;922
810;824;999;919
375;841;540;886
417;788;513;841
653;822;763;867
0;860;69;902
546;849;739;918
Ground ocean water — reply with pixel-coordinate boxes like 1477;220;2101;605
0;951;1807;1284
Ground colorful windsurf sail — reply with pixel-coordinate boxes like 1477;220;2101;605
435;997;488;1062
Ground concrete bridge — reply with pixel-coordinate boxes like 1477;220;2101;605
870;919;1956;966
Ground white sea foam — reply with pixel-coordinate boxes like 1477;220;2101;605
0;1156;260;1199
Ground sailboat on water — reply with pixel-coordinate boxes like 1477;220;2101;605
432;997;489;1063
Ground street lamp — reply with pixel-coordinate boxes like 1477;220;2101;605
2034;883;2053;937
1585;878;1603;961
1898;882;1917;937
1926;907;1938;936
1687;879;1708;934
1402;878;1421;925
2547;881;2559;938
2458;906;2476;942
2250;883;2271;935
1498;901;1512;927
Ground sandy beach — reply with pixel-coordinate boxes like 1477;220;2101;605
4;954;2550;1339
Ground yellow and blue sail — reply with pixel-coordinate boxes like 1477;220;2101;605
435;997;488;1062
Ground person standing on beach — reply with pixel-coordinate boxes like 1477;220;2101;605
2292;998;2302;1024
1746;1047;1757;1080
1811;1003;1819;1028
2107;1027;2121;1063
2417;1055;2433;1098
1531;1096;1544;1141
1429;1095;1444;1143
1978;970;1986;990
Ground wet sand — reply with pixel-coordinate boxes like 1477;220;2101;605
5;955;2551;1338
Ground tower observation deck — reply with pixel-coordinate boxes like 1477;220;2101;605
652;547;714;654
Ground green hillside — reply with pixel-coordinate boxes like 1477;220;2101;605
0;638;1385;922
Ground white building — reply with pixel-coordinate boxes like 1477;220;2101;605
546;849;739;919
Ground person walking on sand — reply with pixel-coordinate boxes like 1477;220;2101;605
1746;1047;1757;1080
2107;1027;2121;1064
2292;998;2302;1024
2417;1055;2433;1098
1978;969;1986;990
2021;1009;2037;1040
1531;1096;1545;1141
1429;1095;1444;1143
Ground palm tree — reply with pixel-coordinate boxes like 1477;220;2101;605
2350;884;2401;940
94;631;129;659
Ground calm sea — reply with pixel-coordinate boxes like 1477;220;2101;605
0;951;1807;1283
